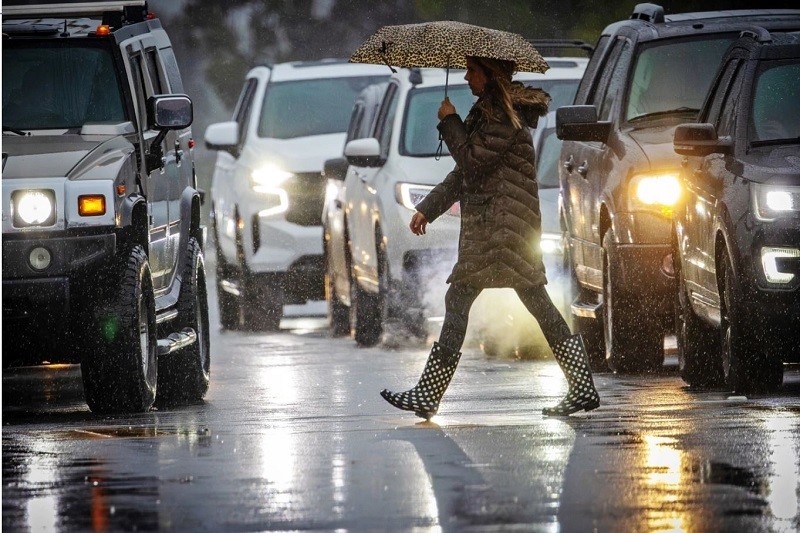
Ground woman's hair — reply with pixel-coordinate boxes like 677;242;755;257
470;56;523;129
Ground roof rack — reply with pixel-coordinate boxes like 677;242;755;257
2;1;147;21
527;39;594;57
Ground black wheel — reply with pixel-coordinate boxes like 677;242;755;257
82;246;157;413
157;238;211;406
242;276;283;331
721;251;783;393
351;229;388;347
675;252;723;388
213;215;241;330
602;230;664;373
325;240;350;337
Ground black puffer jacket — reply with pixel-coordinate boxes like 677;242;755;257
416;85;549;288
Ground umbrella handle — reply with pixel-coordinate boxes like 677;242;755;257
445;65;449;99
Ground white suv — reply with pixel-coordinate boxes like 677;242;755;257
205;60;388;330
324;58;587;347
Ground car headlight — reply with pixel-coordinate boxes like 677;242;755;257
12;189;56;227
761;246;800;284
250;164;293;193
629;171;681;215
753;184;800;221
395;182;434;211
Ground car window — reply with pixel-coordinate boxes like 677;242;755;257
2;42;126;130
598;41;633;121
144;48;164;95
750;60;800;144
346;103;366;144
258;76;387;139
625;35;736;122
401;85;475;157
535;127;561;189
701;58;741;124
376;85;399;159
575;35;611;104
233;78;258;146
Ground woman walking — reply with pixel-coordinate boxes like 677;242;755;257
380;56;600;419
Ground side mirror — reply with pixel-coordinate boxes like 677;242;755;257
556;105;611;143
344;138;382;167
673;123;732;156
148;94;193;130
323;157;349;181
204;121;239;150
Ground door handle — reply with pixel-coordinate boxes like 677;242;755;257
334;199;343;209
357;172;368;183
563;155;575;173
577;161;589;177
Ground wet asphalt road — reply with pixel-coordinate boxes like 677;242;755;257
3;280;800;532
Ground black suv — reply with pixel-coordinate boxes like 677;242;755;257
2;1;210;413
672;29;800;393
556;3;800;373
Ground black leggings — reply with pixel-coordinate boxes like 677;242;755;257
438;283;572;353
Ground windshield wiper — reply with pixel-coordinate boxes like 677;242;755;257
3;126;30;136
628;107;699;123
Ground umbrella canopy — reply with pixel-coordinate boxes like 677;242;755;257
350;21;549;74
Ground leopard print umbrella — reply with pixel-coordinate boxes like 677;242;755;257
350;20;549;73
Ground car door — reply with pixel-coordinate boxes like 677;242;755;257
682;57;745;308
213;75;259;263
347;82;398;289
562;36;632;286
126;41;171;291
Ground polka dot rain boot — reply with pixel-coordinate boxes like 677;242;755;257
542;334;600;416
380;341;462;420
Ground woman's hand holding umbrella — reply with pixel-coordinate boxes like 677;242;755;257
438;97;456;120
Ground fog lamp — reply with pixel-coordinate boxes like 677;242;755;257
29;247;52;271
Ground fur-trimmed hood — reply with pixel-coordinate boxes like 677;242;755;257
509;82;550;128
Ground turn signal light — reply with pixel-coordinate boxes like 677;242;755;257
95;25;111;36
79;195;106;216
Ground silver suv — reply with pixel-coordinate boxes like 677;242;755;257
205;60;388;331
2;1;210;413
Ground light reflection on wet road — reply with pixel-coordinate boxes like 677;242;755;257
3;289;799;531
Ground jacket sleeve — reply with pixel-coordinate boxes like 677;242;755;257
415;167;462;223
437;113;514;184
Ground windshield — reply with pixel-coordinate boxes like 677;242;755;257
3;42;126;130
258;76;387;139
750;60;800;145
402;85;476;157
535;128;561;189
625;36;735;122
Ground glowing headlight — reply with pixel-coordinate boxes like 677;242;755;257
12;190;56;227
395;182;434;211
631;172;681;209
251;164;293;192
753;184;800;221
761;246;799;284
539;232;564;255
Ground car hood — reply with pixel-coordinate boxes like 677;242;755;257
740;146;800;185
628;124;683;169
2;134;134;180
241;133;347;173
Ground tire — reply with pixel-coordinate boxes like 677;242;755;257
242;276;283;331
721;251;783;393
351;229;387;347
602;230;664;373
82;246;157;413
675;255;723;388
325;240;350;337
216;241;241;330
157;238;211;406
213;216;241;330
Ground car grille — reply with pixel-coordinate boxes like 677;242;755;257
285;172;325;226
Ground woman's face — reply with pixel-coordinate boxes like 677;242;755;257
465;57;488;96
